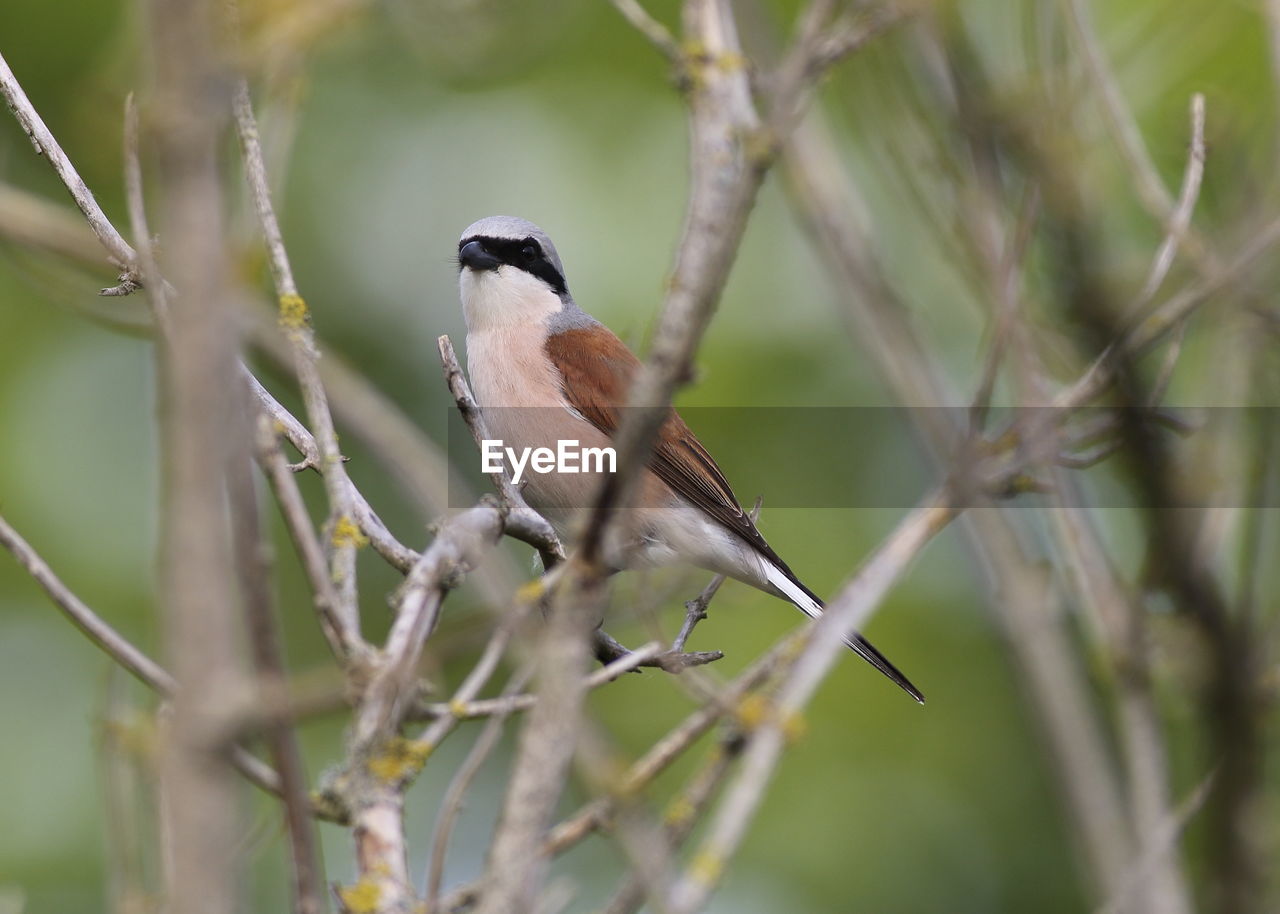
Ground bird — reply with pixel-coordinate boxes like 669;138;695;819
456;215;923;703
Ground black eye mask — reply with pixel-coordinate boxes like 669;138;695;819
458;235;567;296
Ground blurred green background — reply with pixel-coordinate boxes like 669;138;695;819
0;1;1274;912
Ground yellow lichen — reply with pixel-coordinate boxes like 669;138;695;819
689;851;724;887
278;293;310;331
781;710;808;744
102;710;158;759
715;51;747;73
664;795;695;827
336;877;381;914
515;577;547;604
781;632;808;662
331;515;369;549
366;737;433;783
598;754;632;798
448;698;470;718
680;38;707;61
744;127;780;169
734;692;771;731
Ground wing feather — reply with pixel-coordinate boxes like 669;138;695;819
543;325;789;571
544;324;926;703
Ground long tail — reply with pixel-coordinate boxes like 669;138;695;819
764;561;925;704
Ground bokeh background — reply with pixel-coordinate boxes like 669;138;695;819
0;1;1275;912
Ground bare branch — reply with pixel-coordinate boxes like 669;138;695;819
0;511;339;822
437;641;791;912
122;94;170;325
146;3;245;910
1055;213;1280;412
808;5;912;74
0;181;109;267
0;50;139;277
353;502;507;748
668;492;953;911
1095;771;1218;914
471;566;606;914
232;78;363;644
228;434;326;914
0;512;175;693
1133;94;1206;308
599;734;740;914
245;311;456;521
781;77;1142;903
1060;0;1180;241
255;416;351;657
583;0;763;563
606;0;680;60
418;644;662;722
1047;484;1193;914
425;668;532;912
246;370;323;469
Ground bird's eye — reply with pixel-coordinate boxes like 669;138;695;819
521;244;538;262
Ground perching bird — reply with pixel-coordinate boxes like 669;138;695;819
457;215;923;703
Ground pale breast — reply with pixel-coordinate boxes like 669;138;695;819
466;326;564;411
466;327;607;511
465;327;718;574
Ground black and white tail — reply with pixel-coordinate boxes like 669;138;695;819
765;561;925;704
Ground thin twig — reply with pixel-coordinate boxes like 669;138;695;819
606;0;680;60
353;502;507;748
0;512;175;693
0;510;338;821
437;640;792;913
0;181;108;267
0;49;139;281
581;0;760;564
1060;0;1176;239
1055;212;1280;412
334;500;513;913
228;435;327;914
1132;94;1206;308
668;491;954;912
1094;771;1218;914
1046;479;1193;914
781;78;1142;904
122;94;170;328
425;668;532;912
232;78;363;644
417;644;663;721
470;563;608;914
255;415;350;658
808;5;913;74
247;370;322;469
598;734;741;914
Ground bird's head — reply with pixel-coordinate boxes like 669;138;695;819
457;215;573;333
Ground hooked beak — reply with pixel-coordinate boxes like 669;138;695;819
459;240;501;272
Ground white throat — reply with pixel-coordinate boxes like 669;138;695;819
460;265;563;334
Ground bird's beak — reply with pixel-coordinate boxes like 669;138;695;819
459;240;501;272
